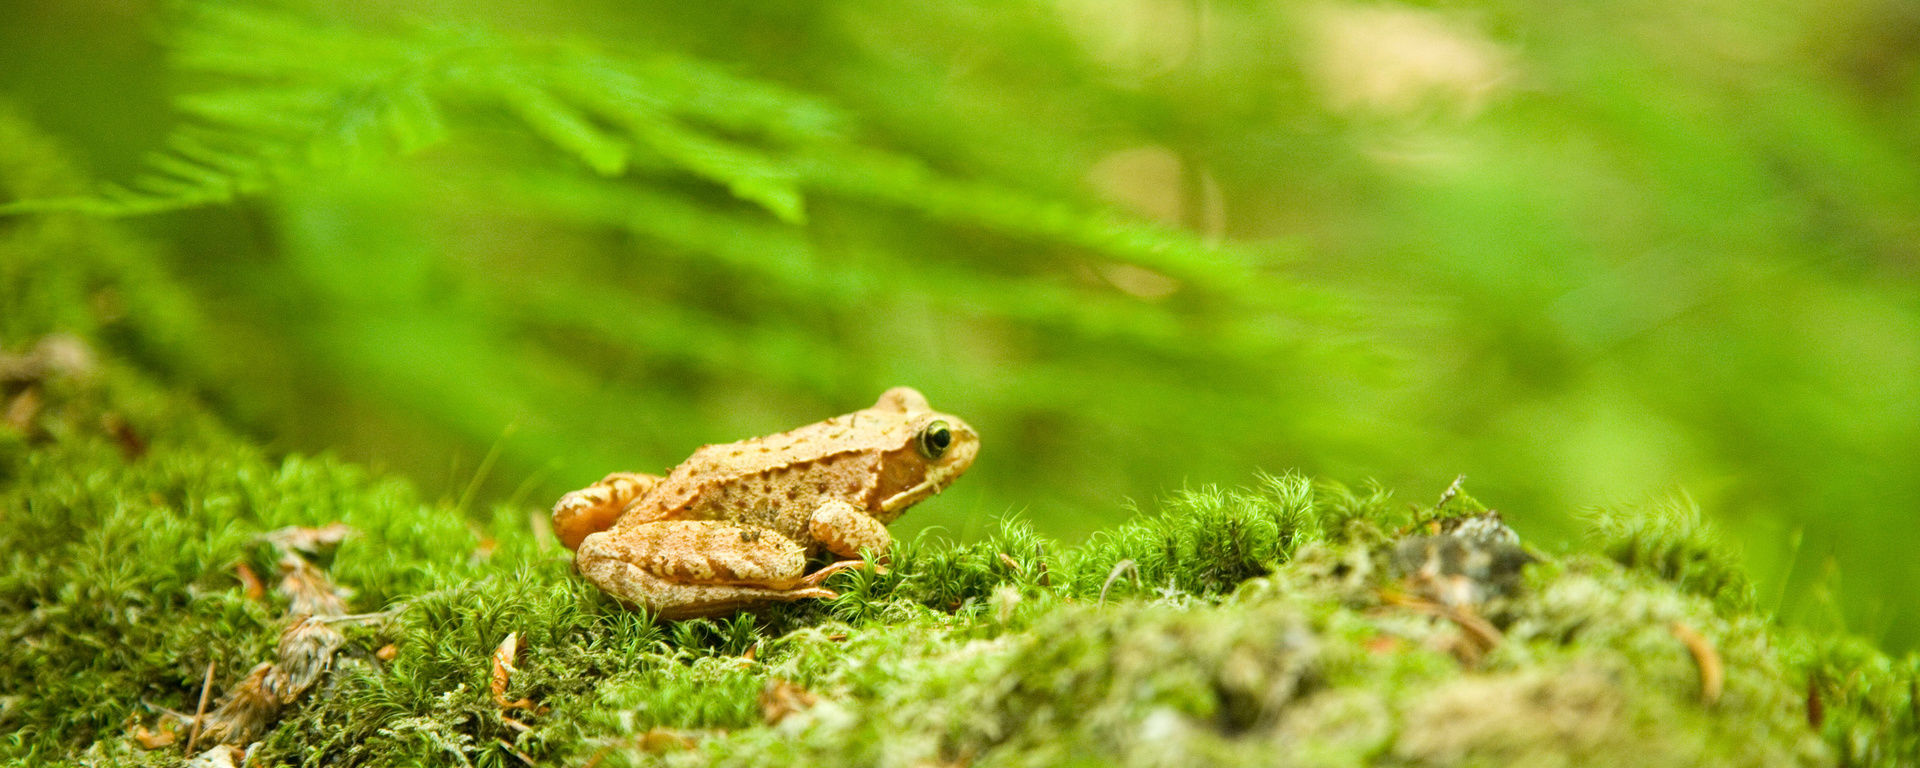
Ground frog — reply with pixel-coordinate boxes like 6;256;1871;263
552;387;979;619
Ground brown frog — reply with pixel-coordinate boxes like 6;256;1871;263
552;387;979;619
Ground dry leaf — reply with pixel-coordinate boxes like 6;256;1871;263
759;678;819;725
199;662;282;746
261;523;357;555
491;632;543;712
131;721;178;749
233;562;265;601
274;617;345;700
277;553;351;617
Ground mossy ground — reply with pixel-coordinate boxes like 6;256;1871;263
4;110;1918;768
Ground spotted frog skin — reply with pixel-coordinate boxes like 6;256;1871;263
552;387;979;619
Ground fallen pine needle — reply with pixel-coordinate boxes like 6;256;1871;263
1379;589;1503;663
1671;621;1723;705
1807;673;1824;727
184;659;215;755
498;737;537;767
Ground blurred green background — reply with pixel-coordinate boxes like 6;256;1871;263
2;0;1916;648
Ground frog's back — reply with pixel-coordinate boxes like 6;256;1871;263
694;413;905;473
615;412;902;532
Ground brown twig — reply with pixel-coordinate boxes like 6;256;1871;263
183;660;215;755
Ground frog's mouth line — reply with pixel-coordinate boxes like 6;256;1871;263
879;465;963;515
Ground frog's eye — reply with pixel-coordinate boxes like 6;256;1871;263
917;420;953;460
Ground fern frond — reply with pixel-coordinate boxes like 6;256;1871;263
0;5;834;222
0;3;1305;303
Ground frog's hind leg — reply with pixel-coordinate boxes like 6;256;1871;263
553;472;662;550
574;520;836;619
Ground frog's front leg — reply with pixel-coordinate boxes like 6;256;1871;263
553;472;661;550
808;499;893;560
574;520;838;620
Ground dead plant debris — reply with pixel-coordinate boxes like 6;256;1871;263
260;523;357;555
1670;621;1724;705
276;553;352;617
492;632;546;714
130;721;178;750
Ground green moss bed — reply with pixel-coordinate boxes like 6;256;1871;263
4;110;1918;767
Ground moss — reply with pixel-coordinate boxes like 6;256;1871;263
1;343;1902;766
1789;633;1920;766
1583;494;1756;615
3;380;1911;767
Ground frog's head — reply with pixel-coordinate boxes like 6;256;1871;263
870;387;979;522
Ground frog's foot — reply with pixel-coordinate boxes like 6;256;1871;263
553;472;662;550
795;558;884;588
578;561;836;620
575;521;835;619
